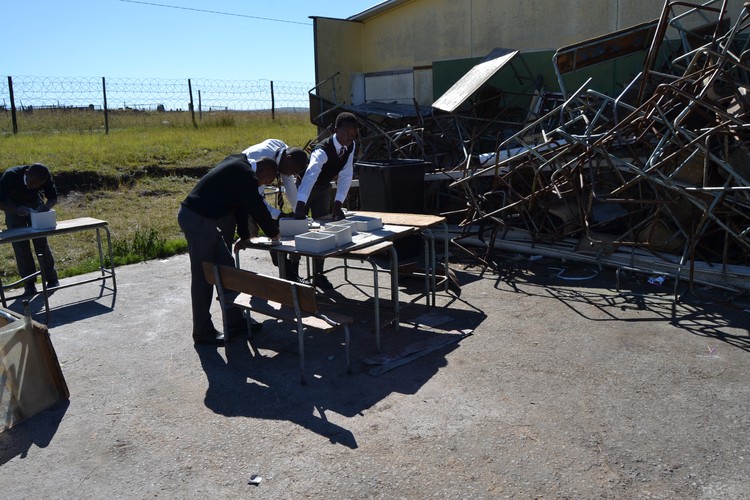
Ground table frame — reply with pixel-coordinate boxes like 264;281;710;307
354;211;450;306
235;223;414;351
0;217;117;322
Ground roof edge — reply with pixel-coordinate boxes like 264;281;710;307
347;0;413;21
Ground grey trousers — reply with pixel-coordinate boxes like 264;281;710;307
5;212;58;288
177;205;242;336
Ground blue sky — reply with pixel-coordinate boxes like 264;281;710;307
4;0;380;84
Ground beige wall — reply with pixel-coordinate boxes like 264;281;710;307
354;0;668;73
313;17;363;105
314;0;746;104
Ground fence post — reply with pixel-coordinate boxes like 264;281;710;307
270;80;275;120
102;77;109;135
188;79;197;128
8;76;18;135
198;89;202;121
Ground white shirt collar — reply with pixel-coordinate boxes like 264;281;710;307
333;135;346;153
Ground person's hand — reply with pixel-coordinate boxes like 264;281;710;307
233;237;251;253
293;201;307;220
270;235;282;246
37;203;51;212
16;206;30;217
332;201;346;221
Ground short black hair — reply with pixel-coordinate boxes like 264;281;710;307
28;163;50;182
285;148;308;173
335;112;358;130
255;156;277;170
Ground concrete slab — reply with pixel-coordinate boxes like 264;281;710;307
1;251;749;498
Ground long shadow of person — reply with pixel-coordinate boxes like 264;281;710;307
194;317;463;450
195;334;361;449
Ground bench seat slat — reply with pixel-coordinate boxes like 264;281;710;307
234;294;352;331
202;261;354;385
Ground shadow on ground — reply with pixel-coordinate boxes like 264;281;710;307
489;256;750;352
195;299;486;450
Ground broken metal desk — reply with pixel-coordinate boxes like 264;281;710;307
0;217;117;322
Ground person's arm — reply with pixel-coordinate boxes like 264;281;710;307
0;171;30;215
37;176;58;211
281;174;298;208
259;185;281;219
0;199;29;216
234;175;280;252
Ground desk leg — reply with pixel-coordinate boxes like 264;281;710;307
423;229;438;306
36;251;51;324
422;232;431;306
98;226;117;292
389;245;399;332
441;221;449;293
366;258;381;352
103;226;117;292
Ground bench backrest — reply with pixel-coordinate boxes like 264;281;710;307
203;262;318;314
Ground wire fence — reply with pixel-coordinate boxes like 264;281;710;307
1;75;314;134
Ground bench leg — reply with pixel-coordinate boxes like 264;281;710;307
344;325;352;374
244;310;261;357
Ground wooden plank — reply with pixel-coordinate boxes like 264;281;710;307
235;295;339;331
347;240;393;257
354;211;445;228
203;262;318;313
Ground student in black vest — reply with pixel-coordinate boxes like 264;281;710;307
293;112;359;290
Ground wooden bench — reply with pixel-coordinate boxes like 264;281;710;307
202;262;354;384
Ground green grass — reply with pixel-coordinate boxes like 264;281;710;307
0;109;317;287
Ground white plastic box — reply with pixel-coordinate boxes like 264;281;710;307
326;220;359;234
294;231;337;253
279;217;309;237
321;224;353;247
30;210;57;230
346;215;383;232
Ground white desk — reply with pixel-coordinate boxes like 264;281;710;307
0;217;117;322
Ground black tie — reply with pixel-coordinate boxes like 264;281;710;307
338;146;347;161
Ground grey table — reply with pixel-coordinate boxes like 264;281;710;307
0;217;117;322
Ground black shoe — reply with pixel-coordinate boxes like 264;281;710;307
313;275;334;291
47;280;60;289
192;328;225;345
22;286;38;297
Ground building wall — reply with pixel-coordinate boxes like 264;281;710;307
313;0;746;105
313;17;363;106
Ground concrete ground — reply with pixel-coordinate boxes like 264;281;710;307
1;248;749;498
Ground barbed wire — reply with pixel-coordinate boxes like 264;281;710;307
1;75;313;111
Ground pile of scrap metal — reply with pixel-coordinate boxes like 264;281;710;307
449;0;750;293
308;80;466;171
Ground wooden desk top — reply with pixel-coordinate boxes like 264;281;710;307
353;211;446;228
